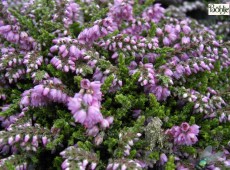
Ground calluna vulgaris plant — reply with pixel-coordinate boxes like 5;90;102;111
0;0;229;169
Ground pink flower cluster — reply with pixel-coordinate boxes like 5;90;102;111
60;146;99;170
23;51;43;73
0;105;25;129
50;37;87;73
121;19;150;35
78;17;118;45
0;25;37;51
100;34;159;55
67;79;113;129
0;49;25;83
63;1;81;28
166;122;199;146
142;3;165;23
20;78;69;107
0;123;53;154
129;61;171;101
176;87;227;115
108;0;134;24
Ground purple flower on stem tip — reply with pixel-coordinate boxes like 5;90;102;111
81;79;91;89
68;79;106;129
180;122;190;132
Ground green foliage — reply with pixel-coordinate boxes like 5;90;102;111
0;98;20;117
74;76;82;87
180;146;197;155
146;94;170;121
165;155;176;170
149;151;160;160
148;22;156;37
133;0;155;14
53;157;62;170
69;22;84;37
4;162;15;170
101;75;114;93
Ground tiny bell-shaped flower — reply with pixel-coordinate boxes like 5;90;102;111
87;126;99;137
113;163;120;170
42;136;48;146
61;159;70;169
136;133;142;137
160;153;168;165
24;134;30;142
91;162;97;170
82;159;88;167
183;93;188;98
15;134;21;142
124;149;130;156
94;134;104;146
128;140;134;146
101;119;110;129
121;164;127;170
8;136;14;145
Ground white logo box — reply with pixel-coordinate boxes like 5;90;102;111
208;3;230;15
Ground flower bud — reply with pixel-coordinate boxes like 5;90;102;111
15;134;21;142
87;126;99;137
160;153;168;165
8;136;14;145
113;163;119;170
101;119;110;129
91;162;97;170
24;134;30;142
94;135;103;146
61;160;69;169
42;136;48;146
82;159;88;167
121;164;127;170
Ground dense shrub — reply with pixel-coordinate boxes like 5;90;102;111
0;0;229;169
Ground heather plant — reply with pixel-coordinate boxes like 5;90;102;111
0;0;229;170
